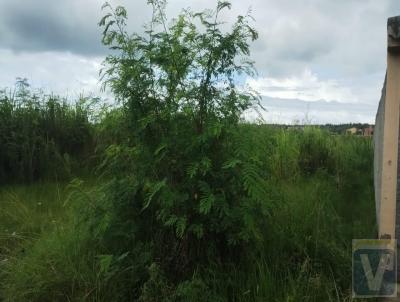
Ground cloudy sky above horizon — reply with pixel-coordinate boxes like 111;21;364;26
0;0;398;124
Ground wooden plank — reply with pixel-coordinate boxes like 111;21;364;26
378;16;400;238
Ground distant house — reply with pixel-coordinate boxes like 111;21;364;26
346;127;358;135
363;126;374;137
345;126;374;136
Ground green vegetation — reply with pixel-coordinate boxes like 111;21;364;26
0;1;376;301
0;78;94;183
0;127;375;301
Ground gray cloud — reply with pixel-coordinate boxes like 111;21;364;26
0;0;397;70
0;0;398;123
0;0;157;55
0;0;105;55
247;0;399;77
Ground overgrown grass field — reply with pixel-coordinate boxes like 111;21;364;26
0;126;376;301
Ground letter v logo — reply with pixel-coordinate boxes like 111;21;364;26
360;253;394;291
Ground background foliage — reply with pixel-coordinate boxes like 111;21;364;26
0;78;94;183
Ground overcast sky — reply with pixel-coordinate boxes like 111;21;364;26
0;0;398;124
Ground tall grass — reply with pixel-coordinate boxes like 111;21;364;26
0;80;94;183
0;125;376;301
0;180;112;301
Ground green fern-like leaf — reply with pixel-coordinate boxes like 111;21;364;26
98;254;113;275
222;158;241;169
176;217;187;238
242;161;267;202
217;1;232;12
143;179;167;210
187;162;199;179
198;181;215;214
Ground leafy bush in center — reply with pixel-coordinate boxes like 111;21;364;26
97;0;269;296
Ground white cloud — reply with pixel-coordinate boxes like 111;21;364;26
244;97;376;124
246;108;373;125
246;69;358;103
0;49;104;98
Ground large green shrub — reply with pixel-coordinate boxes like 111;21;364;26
96;0;271;296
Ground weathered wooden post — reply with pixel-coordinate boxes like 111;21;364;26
353;16;400;299
371;16;400;300
375;16;400;240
